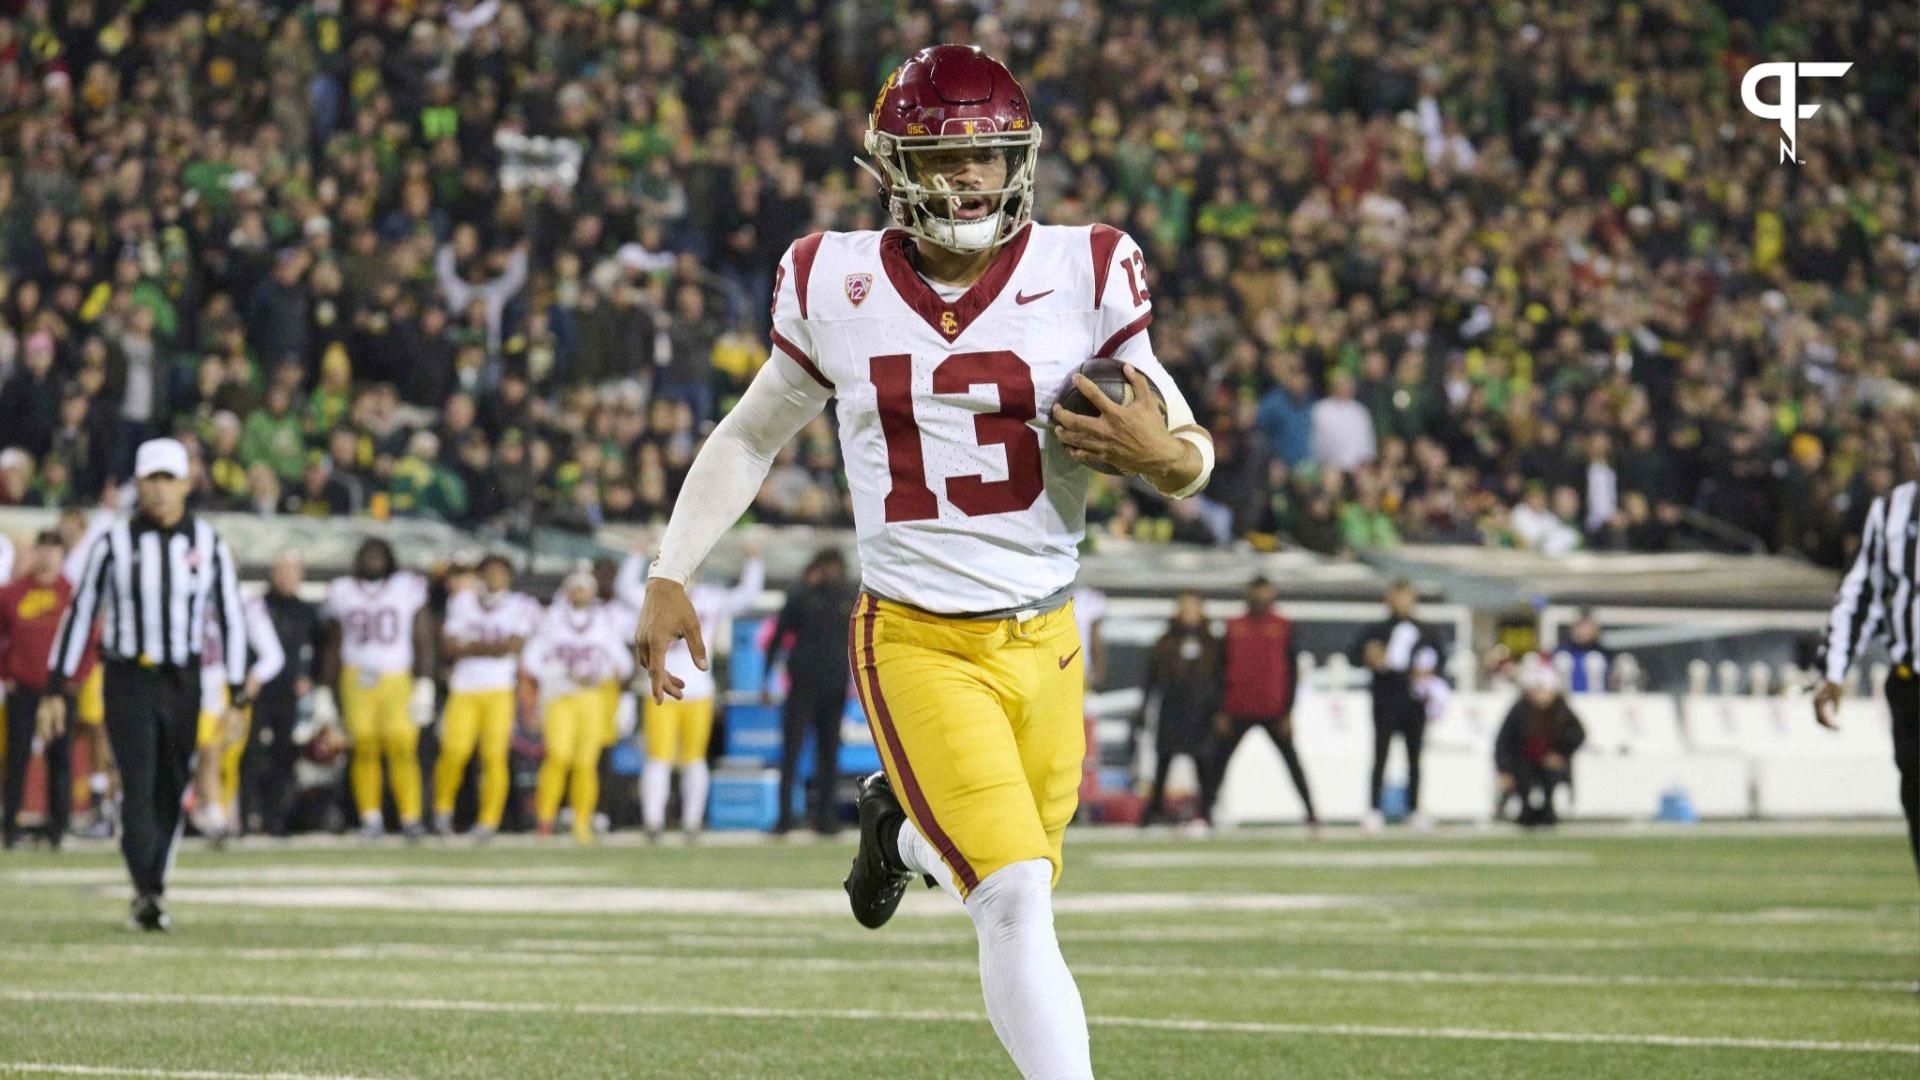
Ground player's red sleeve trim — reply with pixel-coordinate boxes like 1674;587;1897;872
770;329;832;390
1089;224;1125;310
791;233;825;320
1095;312;1153;358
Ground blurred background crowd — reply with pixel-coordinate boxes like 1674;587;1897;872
0;0;1916;567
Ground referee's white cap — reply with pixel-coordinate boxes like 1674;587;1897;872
134;437;190;479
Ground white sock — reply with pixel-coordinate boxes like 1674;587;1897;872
680;760;709;831
641;760;672;832
360;810;383;830
897;816;961;904
965;859;1092;1080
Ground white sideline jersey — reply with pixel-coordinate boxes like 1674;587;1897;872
323;572;429;675
199;596;285;714
444;589;541;694
523;602;633;698
769;223;1187;614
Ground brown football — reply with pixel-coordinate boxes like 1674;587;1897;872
1055;357;1168;475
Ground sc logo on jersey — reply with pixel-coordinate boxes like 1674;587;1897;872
1740;62;1851;164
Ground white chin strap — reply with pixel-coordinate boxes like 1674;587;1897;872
926;211;1003;253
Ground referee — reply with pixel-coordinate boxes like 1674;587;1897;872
1817;476;1920;886
39;438;249;932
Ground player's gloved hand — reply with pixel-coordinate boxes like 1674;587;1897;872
637;578;704;703
409;677;438;728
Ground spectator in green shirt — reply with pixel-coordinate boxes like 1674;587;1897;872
241;382;308;484
386;430;468;523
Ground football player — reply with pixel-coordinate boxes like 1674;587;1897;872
638;545;762;842
433;554;538;839
523;570;631;843
312;539;435;839
192;591;284;842
636;45;1212;1079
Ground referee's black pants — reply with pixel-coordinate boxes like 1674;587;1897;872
1885;669;1920;883
103;661;199;897
3;686;72;844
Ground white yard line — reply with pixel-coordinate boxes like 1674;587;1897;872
149;884;1372;918
0;866;611;887
1087;851;1596;869
3;989;1912;1056
9;942;1904;995
0;1064;394;1080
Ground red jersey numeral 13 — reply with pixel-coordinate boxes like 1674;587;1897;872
870;351;1045;523
1121;249;1149;307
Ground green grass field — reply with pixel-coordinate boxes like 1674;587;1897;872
1;822;1915;1079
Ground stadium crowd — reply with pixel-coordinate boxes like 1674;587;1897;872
0;0;1916;566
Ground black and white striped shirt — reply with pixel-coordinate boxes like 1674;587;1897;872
48;512;247;694
1822;480;1919;682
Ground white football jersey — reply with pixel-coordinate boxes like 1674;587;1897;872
323;571;429;675
523;601;633;698
769;223;1177;614
444;589;540;694
199;596;285;714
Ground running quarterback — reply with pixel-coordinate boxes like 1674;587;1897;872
635;44;1214;1079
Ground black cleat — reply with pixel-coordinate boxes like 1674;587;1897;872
843;772;914;930
129;893;170;933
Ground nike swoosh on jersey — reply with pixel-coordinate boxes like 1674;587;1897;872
1059;646;1081;669
1015;289;1054;305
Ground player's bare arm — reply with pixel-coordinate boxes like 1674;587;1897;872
1051;364;1208;492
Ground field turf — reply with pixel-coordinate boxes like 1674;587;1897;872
0;822;1915;1079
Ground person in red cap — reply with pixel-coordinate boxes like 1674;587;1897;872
1;531;80;849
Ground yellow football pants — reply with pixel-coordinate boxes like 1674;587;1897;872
433;689;515;828
598;680;622;746
340;668;423;824
196;688;249;811
849;593;1085;899
77;666;105;726
536;690;605;842
643;696;713;766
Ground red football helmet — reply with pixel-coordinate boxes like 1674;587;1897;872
860;44;1041;253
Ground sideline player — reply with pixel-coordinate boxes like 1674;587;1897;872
636;45;1212;1078
312;539;435;839
524;570;631;843
433;554;537;838
639;546;762;842
191;591;284;841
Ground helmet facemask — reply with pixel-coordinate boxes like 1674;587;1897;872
859;126;1041;254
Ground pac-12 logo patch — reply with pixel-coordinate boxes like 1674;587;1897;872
845;273;872;307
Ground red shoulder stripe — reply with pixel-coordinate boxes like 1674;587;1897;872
1095;312;1152;358
770;329;832;390
791;233;825;320
1090;224;1125;310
